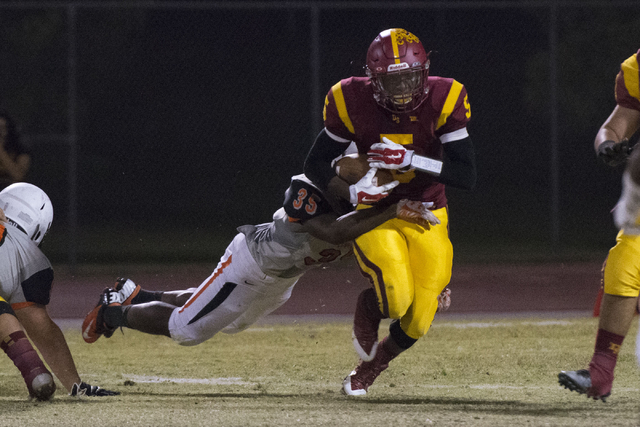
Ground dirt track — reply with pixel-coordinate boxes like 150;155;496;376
49;261;603;319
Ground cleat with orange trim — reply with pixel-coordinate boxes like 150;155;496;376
81;288;120;343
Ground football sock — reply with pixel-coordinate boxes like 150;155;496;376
103;305;132;328
589;328;624;395
389;319;417;351
1;331;50;392
132;290;164;305
360;288;385;321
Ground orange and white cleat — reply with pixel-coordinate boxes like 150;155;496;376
81;288;121;343
113;277;141;306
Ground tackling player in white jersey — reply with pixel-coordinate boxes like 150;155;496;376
82;172;442;347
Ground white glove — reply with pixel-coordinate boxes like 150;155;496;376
396;199;441;229
367;137;414;169
436;287;451;312
349;167;399;205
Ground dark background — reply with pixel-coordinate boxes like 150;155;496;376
0;2;639;264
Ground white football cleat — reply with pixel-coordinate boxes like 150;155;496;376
341;370;367;396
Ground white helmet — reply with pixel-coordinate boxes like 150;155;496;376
0;183;53;245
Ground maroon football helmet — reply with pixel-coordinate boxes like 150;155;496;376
366;29;430;113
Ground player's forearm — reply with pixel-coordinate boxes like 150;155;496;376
304;129;349;191
435;137;476;190
31;321;81;391
595;127;621;152
18;310;81;391
328;204;396;244
326;175;353;203
595;105;640;152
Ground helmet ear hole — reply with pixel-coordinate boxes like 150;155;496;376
32;224;41;242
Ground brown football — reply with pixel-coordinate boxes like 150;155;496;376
335;154;395;186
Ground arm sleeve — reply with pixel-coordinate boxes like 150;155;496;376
438;136;477;190
303;129;351;191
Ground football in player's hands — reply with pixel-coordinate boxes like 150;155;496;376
335;154;395;186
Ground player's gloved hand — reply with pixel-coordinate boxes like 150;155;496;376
367;137;414;169
349;167;399;205
437;287;452;312
598;139;630;166
397;199;441;229
70;381;120;397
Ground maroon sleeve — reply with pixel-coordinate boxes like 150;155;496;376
323;79;357;141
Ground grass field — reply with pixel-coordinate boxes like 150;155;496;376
0;315;638;426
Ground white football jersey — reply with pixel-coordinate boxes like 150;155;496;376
0;222;53;305
239;207;352;279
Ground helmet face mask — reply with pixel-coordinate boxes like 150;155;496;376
0;183;53;245
374;67;426;108
366;29;430;113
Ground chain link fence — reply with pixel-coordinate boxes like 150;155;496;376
0;1;638;264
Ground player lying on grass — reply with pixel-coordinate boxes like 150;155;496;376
82;172;445;347
0;184;119;399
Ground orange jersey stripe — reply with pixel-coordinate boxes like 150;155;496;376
11;302;35;310
179;255;233;313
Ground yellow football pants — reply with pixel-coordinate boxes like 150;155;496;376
353;207;452;339
604;230;640;297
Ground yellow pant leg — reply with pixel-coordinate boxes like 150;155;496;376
354;220;413;319
400;208;453;338
354;207;453;339
604;230;640;297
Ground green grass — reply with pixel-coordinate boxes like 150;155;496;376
0;316;638;426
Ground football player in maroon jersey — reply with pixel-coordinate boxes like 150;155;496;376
559;49;640;402
304;28;476;395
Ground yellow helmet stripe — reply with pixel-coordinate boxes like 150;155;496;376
436;80;464;130
390;29;401;64
329;81;355;134
621;53;640;102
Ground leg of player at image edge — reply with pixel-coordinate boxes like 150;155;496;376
558;328;625;402
1;331;56;401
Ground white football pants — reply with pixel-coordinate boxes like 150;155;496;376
168;233;298;345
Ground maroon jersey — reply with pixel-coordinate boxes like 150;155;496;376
323;76;471;208
615;49;640;112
